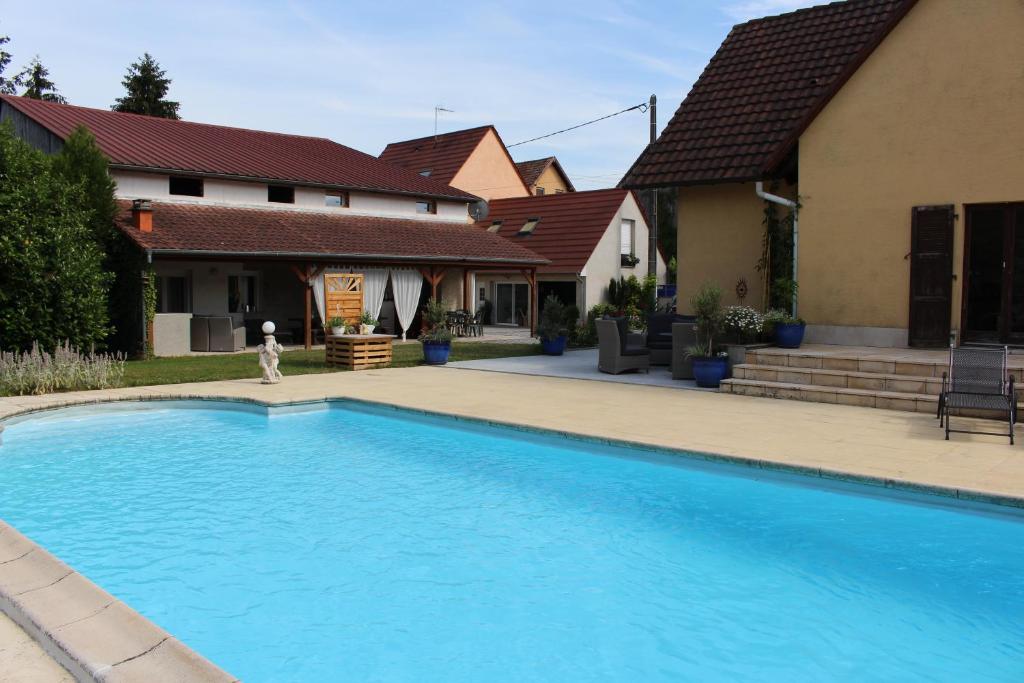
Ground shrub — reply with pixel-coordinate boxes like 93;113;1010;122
537;295;568;341
721;306;763;344
418;299;453;343
359;310;378;327
0;123;113;352
0;341;125;396
763;308;805;332
689;282;723;356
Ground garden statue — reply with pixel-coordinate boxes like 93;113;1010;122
257;321;284;384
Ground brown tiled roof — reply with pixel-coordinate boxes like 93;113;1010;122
474;189;634;273
118;201;548;266
514;157;576;192
621;0;916;188
0;95;478;202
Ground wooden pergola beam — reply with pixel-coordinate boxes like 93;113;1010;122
418;266;448;300
521;267;538;336
291;263;324;351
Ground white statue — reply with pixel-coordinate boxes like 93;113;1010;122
257;321;284;384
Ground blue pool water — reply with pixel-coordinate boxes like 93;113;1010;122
1;402;1023;681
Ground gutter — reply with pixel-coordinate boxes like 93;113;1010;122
755;182;799;317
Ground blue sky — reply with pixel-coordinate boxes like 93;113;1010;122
3;0;819;190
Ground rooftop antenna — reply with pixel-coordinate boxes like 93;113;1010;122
434;106;453;142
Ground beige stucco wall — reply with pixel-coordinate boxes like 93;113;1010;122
798;0;1024;340
675;183;777;314
112;170;469;222
450;129;529;200
532;165;570;195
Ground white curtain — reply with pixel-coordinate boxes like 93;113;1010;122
390;268;423;340
362;267;390;321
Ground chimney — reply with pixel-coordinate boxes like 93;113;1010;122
132;199;153;233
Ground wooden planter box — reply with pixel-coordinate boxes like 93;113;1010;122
326;334;393;370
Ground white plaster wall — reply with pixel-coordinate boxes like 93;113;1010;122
112;170;470;222
582;192;655;311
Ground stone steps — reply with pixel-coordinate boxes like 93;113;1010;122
722;346;1024;414
731;363;943;396
721;377;937;413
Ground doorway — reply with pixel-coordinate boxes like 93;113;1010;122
494;283;530;326
962;203;1024;344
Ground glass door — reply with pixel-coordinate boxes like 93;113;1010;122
964;203;1024;344
494;283;516;325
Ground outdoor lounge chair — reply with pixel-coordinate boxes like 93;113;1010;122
671;320;698;380
646;313;689;366
597;318;649;374
938;345;1017;444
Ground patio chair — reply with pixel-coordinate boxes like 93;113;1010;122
646;313;689;366
208;316;246;352
938;345;1016;444
596;318;649;375
671;320;698;380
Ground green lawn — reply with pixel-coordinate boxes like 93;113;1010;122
121;342;540;388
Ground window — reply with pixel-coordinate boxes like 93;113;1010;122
155;276;191;313
325;191;349;208
268;185;295;204
620;219;636;267
554;189;565;194
535;187;545;196
169;176;203;197
416;200;436;214
419;169;432;177
487;220;503;233
517;218;540;236
228;274;259;314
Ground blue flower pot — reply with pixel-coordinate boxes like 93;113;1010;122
692;357;728;388
422;341;451;365
774;323;806;349
540;335;568;355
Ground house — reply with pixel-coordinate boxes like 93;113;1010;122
0;96;548;355
378;126;530;201
473;189;666;321
515;157;575;196
621;0;1024;348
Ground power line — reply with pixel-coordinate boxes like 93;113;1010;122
507;102;648;148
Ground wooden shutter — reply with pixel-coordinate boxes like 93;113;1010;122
908;205;955;347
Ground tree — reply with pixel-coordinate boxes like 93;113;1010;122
51;126;118;243
0;122;112;351
18;57;66;103
0;31;18;95
112;53;180;119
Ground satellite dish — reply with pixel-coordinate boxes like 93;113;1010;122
469;199;489;221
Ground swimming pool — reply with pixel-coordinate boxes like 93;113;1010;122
1;401;1022;681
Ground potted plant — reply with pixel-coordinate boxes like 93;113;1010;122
764;308;807;349
419;299;453;365
327;316;346;336
721;305;766;368
359;310;378;335
686;283;729;388
537;294;569;355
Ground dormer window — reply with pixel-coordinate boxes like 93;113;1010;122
268;185;295;204
169;176;203;197
487;220;503;233
325;191;349;208
535;187;545;196
419;169;432;177
416;200;437;214
517;218;540;236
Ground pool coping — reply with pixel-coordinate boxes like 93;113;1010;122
2;392;1024;681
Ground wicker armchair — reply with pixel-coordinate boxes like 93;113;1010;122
938;345;1016;444
596;318;649;374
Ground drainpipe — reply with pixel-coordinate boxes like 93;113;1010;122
755;182;799;317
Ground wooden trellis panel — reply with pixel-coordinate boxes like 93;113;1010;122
324;273;364;325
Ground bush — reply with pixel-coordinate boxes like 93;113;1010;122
418;299;452;343
0;341;125;396
537;295;568;341
721;306;763;344
0;123;113;352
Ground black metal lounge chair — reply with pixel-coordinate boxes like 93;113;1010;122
938;345;1016;444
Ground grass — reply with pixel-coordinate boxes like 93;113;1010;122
121;342;540;388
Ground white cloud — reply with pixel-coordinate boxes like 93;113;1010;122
722;0;825;22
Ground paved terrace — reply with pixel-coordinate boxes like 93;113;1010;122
2;365;1023;680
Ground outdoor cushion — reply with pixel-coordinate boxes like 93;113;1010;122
620;347;650;357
